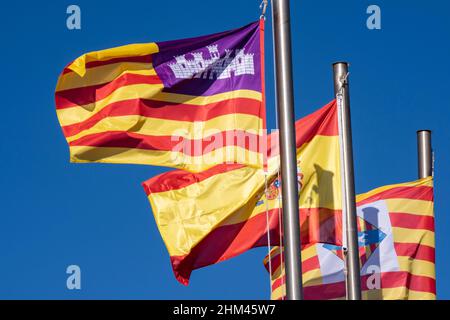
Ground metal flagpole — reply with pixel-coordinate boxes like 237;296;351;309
417;130;433;178
332;62;361;300
271;0;303;300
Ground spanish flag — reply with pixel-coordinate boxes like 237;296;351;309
142;100;341;285
265;177;435;300
55;21;266;172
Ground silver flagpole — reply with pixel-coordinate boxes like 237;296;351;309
333;62;361;300
417;130;433;178
271;0;303;300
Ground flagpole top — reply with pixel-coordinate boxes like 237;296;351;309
417;130;433;178
260;0;268;20
333;61;350;66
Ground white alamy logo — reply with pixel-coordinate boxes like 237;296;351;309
168;44;255;80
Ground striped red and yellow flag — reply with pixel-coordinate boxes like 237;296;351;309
142;100;341;285
55;21;266;172
265;177;435;300
263;246;322;300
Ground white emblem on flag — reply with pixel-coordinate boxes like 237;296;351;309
168;44;255;80
316;200;399;285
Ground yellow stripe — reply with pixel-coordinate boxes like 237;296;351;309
265;245;317;275
271;286;285;300
407;289;436;300
150;167;262;226
66;42;159;76
65;114;263;142
356;176;433;202
269;270;322;297
57;63;156;91
221;193;277;226
397;256;435;279
392;227;435;248
149;166;266;256
273;287;435;300
264;247;282;266
363;287;407;300
362;287;406;300
298;135;342;210
302;245;318;261
275;286;435;300
363;287;435;300
57;86;262;127
57;83;164;126
253;196;282;216
152;90;262;105
271;274;322;299
270;265;283;279
268;245;322;295
303;268;322;286
266;247;317;267
386;199;433;217
69;145;263;172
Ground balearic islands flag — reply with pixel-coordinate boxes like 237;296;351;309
55;21;266;172
265;177;435;300
142;100;343;285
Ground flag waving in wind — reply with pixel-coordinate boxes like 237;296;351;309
143;100;342;285
265;177;435;300
55;21;266;172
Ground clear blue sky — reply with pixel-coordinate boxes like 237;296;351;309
0;0;448;299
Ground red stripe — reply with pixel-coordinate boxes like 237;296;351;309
303;272;435;300
167;207;341;285
389;212;435;231
394;243;435;263
304;255;320;274
169;209;283;285
264;244;326;274
299;207;343;246
62;54;153;74
272;276;285;291
303;255;320;274
365;219;372;231
61;98;263;137
56;73;162;109
357;186;433;206
271;255;320;290
69;130;262;155
295;100;338;137
264;245;319;273
266;100;337;158
143;163;245;194
266;251;282;272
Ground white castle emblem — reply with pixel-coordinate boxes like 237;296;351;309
167;44;255;80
